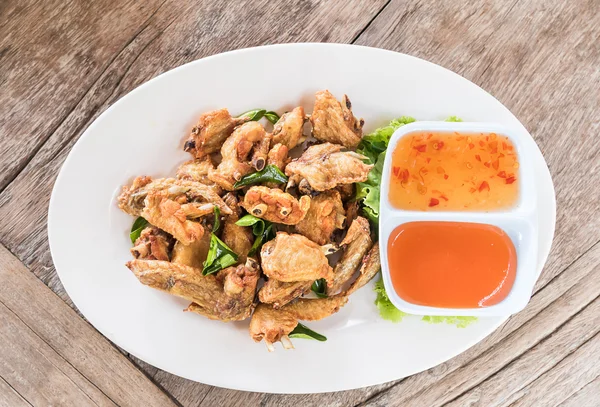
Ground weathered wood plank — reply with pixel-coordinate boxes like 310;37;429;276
0;376;31;407
559;375;600;407
445;302;600;407
508;333;600;407
0;302;115;407
358;242;600;406
0;244;177;407
0;0;167;189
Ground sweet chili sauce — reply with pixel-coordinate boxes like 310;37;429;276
389;132;519;211
387;221;517;308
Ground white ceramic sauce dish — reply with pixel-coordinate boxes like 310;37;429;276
379;121;538;317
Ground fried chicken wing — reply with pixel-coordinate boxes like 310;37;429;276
183;108;249;158
346;242;380;295
251;133;271;171
141;191;204;245
176;157;222;194
221;193;254;262
209;121;268;190
117;177;232;217
127;259;259;321
310;90;364;148
260;232;334;284
328;217;372;295
281;296;348;321
271;107;305;149
285;143;373;191
295;190;346;245
171;231;211;269
130;227;173;261
267;143;290;171
258;279;312;308
241;186;310;225
249;304;298;351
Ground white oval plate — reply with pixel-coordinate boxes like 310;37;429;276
48;44;555;394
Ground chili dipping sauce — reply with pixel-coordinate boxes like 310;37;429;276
389;131;519;211
387;221;517;308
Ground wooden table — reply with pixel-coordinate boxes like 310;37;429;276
1;0;599;405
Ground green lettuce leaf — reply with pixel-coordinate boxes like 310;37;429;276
374;279;407;323
421;315;478;328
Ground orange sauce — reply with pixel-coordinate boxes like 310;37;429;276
388;221;517;308
389;132;519;211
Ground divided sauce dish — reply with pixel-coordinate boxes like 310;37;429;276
379;121;538;317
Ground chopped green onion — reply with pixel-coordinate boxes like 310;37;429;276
212;206;221;234
238;109;266;121
311;278;327;298
233;165;288;189
289;323;327;341
236;214;275;256
264;111;280;124
202;234;238;275
130;217;149;244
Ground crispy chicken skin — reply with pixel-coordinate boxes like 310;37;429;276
183;108;249;158
251;133;271;171
117;177;232;217
260;232;334;284
329;217;372;295
258;279;312;308
281;296;348;321
271;107;305;149
171;232;211;269
221;193;254;262
346;242;380;295
267;143;290;171
209;121;267;190
130;227;173;261
285;143;373;191
310;90;364;148
295;190;346;245
127;259;259;321
241;186;311;225
249;304;298;351
176;157;222;194
141;191;205;245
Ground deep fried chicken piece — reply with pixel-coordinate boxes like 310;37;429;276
141;191;204;245
241;186;310;225
281;296;348;321
127;258;259;321
267;143;290;171
251;133;271;171
176;157;222;194
337;183;355;202
221;193;253;262
285;143;373;191
183;108;249;158
249;304;298;351
260;232;334;284
271;107;305;149
171;232;211;269
346;242;380;295
258;279;312;309
310;90;364;148
209;122;267;190
295;190;346;245
130;227;173;261
117;177;232;217
328;217;372;295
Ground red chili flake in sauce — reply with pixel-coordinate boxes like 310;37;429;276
433;141;445;150
393;166;400;177
479;140;486;147
414;144;427;152
398;169;409;182
492;159;500;170
426;157;431;163
483;162;491;168
429;198;439;207
489;140;498;150
478;181;490;192
443;174;449;180
468;143;475;149
469;187;477;193
497;171;507;178
475;154;482;162
440;194;449;201
505;176;517;184
502;141;508;150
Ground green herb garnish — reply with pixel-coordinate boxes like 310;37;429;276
235;214;275;256
289;323;327;341
202;234;238;275
264;111;280;124
233;164;288;188
212;206;221;234
129;217;149;244
311;278;327;298
238;109;266;121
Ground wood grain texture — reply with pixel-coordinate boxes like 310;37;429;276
0;0;599;405
0;244;177;407
0;377;31;407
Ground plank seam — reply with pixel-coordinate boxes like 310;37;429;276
557;372;600;407
0;375;33;407
350;0;392;44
